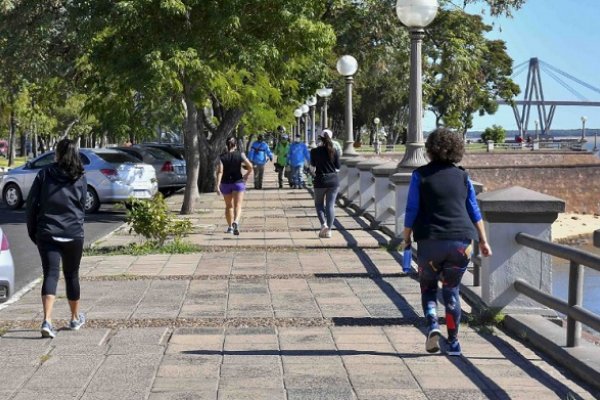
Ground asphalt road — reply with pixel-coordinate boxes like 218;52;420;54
0;204;127;293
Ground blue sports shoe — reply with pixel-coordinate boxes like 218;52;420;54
425;323;442;353
69;313;86;331
41;321;56;339
446;339;462;356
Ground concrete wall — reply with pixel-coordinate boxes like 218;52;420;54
366;153;600;214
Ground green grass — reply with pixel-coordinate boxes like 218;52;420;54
464;308;505;334
0;156;26;168
84;239;201;256
0;327;8;336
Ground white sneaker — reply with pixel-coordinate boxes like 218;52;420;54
319;225;328;238
324;229;332;238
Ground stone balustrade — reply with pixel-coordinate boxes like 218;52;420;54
337;157;565;314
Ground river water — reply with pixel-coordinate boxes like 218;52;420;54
553;243;600;316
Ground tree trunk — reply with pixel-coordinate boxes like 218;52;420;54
7;110;17;166
61;119;78;139
100;130;108;148
180;85;201;214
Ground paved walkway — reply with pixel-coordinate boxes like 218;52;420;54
0;169;597;399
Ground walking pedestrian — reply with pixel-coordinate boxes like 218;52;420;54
26;138;87;338
274;133;291;189
287;133;310;189
216;137;253;235
311;129;340;238
403;127;492;356
248;134;273;190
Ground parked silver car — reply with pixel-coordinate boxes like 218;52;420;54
0;227;14;303
113;145;186;195
0;148;158;213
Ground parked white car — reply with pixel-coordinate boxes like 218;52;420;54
0;228;14;303
0;148;158;213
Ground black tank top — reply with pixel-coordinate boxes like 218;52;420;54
220;151;243;184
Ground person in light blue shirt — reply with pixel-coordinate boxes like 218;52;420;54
287;134;310;189
248;134;273;190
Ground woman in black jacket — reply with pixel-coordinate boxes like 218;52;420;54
310;129;341;238
26;138;87;338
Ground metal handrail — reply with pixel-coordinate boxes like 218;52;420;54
514;232;600;347
516;233;600;272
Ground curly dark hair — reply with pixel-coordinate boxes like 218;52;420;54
425;128;464;164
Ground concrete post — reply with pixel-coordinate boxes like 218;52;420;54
371;163;399;229
356;160;383;214
532;139;540;151
486;140;494;152
390;172;413;240
342;157;364;205
337;157;353;199
478;186;565;314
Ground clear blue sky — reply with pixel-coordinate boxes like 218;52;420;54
423;0;600;132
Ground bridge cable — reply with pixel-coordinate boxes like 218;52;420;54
540;65;589;101
540;60;600;97
541;66;589;101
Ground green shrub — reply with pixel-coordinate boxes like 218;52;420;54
481;124;506;143
125;193;193;245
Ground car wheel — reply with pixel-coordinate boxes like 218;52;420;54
2;183;23;210
85;186;100;213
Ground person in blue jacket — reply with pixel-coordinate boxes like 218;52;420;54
403;128;492;357
248;134;273;190
287;133;310;189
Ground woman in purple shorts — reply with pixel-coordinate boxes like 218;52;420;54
216;137;253;235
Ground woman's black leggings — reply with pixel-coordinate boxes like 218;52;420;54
37;238;84;300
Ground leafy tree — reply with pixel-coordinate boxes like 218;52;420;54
481;124;506;143
424;9;520;136
71;0;335;213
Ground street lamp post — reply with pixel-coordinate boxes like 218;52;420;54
301;104;310;145
534;120;539;141
293;108;303;138
336;55;359;156
307;96;318;148
373;117;381;154
317;87;333;130
396;0;439;169
581;116;587;141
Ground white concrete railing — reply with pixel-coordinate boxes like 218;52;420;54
337;157;565;315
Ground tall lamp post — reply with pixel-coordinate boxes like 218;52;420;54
317;87;333;130
373;117;381;154
293;108;303;138
581;116;587;141
307;96;318;148
534;120;539;141
301;104;310;145
336;55;359;156
396;0;439;169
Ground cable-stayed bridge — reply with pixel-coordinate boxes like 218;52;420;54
497;57;600;136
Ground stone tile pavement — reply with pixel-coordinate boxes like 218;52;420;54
0;169;597;399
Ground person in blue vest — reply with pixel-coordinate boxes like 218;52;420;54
287;133;310;189
248;134;273;190
403;127;492;357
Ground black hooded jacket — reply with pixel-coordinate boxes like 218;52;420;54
26;163;87;243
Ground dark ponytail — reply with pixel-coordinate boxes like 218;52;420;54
225;136;237;152
56;138;84;180
320;135;335;161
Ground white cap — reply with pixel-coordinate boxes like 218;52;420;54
320;129;333;139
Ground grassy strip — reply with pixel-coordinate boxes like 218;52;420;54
0;156;26;168
85;239;202;256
